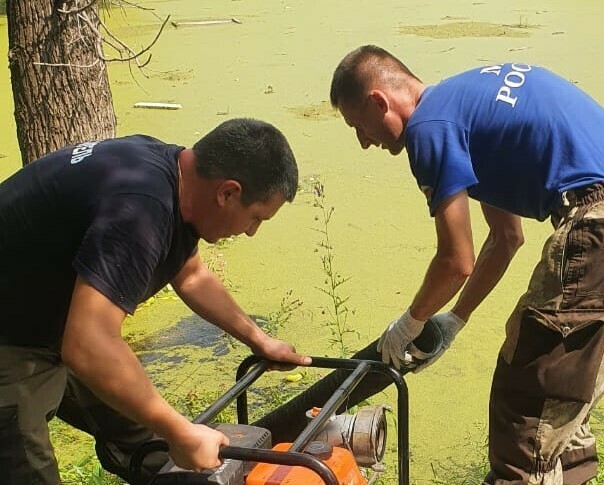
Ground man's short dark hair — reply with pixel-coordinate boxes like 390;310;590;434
330;45;421;108
192;118;298;205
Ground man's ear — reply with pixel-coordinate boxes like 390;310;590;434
216;179;243;207
369;90;389;114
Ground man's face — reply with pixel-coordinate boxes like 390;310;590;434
196;188;287;244
339;94;405;155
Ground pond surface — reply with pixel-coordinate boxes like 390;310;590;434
2;1;604;482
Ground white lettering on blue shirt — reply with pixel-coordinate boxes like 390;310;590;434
480;63;532;108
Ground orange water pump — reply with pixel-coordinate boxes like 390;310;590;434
136;355;410;485
246;442;367;485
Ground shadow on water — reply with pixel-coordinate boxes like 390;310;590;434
138;352;186;366
130;314;269;364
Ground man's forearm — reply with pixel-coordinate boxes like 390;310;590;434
64;332;190;442
451;232;520;321
408;190;475;321
410;252;471;320
62;278;232;472
174;265;266;348
173;256;311;369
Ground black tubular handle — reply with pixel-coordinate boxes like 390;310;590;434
129;440;338;485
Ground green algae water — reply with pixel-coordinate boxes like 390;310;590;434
2;1;604;482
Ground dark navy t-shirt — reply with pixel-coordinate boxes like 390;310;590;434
405;63;604;220
0;135;198;346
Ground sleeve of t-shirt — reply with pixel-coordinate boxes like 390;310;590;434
405;120;478;216
73;194;173;314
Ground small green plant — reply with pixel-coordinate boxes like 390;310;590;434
246;381;306;423
262;289;303;337
263;381;302;408
430;424;489;484
518;14;530;28
59;444;122;485
201;244;232;288
312;180;359;357
167;388;236;423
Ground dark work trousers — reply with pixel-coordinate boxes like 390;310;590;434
485;183;604;485
0;345;167;484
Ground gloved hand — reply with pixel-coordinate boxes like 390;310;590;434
414;311;466;373
377;309;426;369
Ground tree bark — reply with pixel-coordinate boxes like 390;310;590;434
7;0;116;165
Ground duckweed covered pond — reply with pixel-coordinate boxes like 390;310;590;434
2;0;604;482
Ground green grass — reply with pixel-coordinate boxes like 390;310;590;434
51;391;604;484
50;419;122;484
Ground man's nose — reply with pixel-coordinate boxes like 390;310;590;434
245;221;261;237
356;129;372;150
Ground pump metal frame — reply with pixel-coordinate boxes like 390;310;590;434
132;356;409;485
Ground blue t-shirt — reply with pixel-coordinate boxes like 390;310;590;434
405;63;604;220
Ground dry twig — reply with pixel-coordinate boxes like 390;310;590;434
55;0;169;74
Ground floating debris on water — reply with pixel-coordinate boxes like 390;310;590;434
134;102;182;110
171;18;241;28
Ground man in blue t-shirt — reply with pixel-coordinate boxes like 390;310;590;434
0;118;311;484
329;45;604;484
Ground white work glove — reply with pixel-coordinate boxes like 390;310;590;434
377;308;426;369
414;311;466;373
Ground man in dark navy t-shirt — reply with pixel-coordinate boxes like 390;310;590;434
0;118;311;484
328;46;604;484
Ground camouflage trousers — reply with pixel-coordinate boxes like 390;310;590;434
485;183;604;485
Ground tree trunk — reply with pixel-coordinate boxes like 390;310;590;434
7;0;116;165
